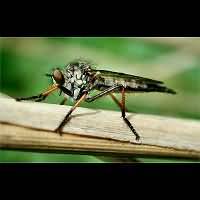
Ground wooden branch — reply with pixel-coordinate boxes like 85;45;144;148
0;94;200;159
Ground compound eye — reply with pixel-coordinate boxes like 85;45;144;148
53;69;64;85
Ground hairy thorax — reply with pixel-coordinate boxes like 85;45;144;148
61;63;94;100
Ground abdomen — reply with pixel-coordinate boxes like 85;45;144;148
95;77;176;94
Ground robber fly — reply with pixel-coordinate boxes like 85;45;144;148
16;59;176;141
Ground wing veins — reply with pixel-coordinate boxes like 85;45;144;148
94;69;164;85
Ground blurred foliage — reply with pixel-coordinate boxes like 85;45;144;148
46;37;177;63
0;37;200;162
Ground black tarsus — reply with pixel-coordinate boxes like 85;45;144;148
15;94;47;102
121;87;140;141
123;117;140;141
85;84;140;141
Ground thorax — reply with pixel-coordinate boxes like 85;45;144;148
62;64;93;100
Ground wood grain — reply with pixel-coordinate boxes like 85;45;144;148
0;94;200;159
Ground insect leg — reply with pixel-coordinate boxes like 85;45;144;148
15;84;59;102
59;97;68;105
85;85;122;102
55;92;88;134
109;93;128;112
85;85;128;111
85;85;140;141
121;87;140;141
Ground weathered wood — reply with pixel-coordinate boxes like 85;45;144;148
0;94;200;159
1;124;200;159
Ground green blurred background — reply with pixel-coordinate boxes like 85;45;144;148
0;37;200;162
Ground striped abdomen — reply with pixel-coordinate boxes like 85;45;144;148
94;70;176;94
